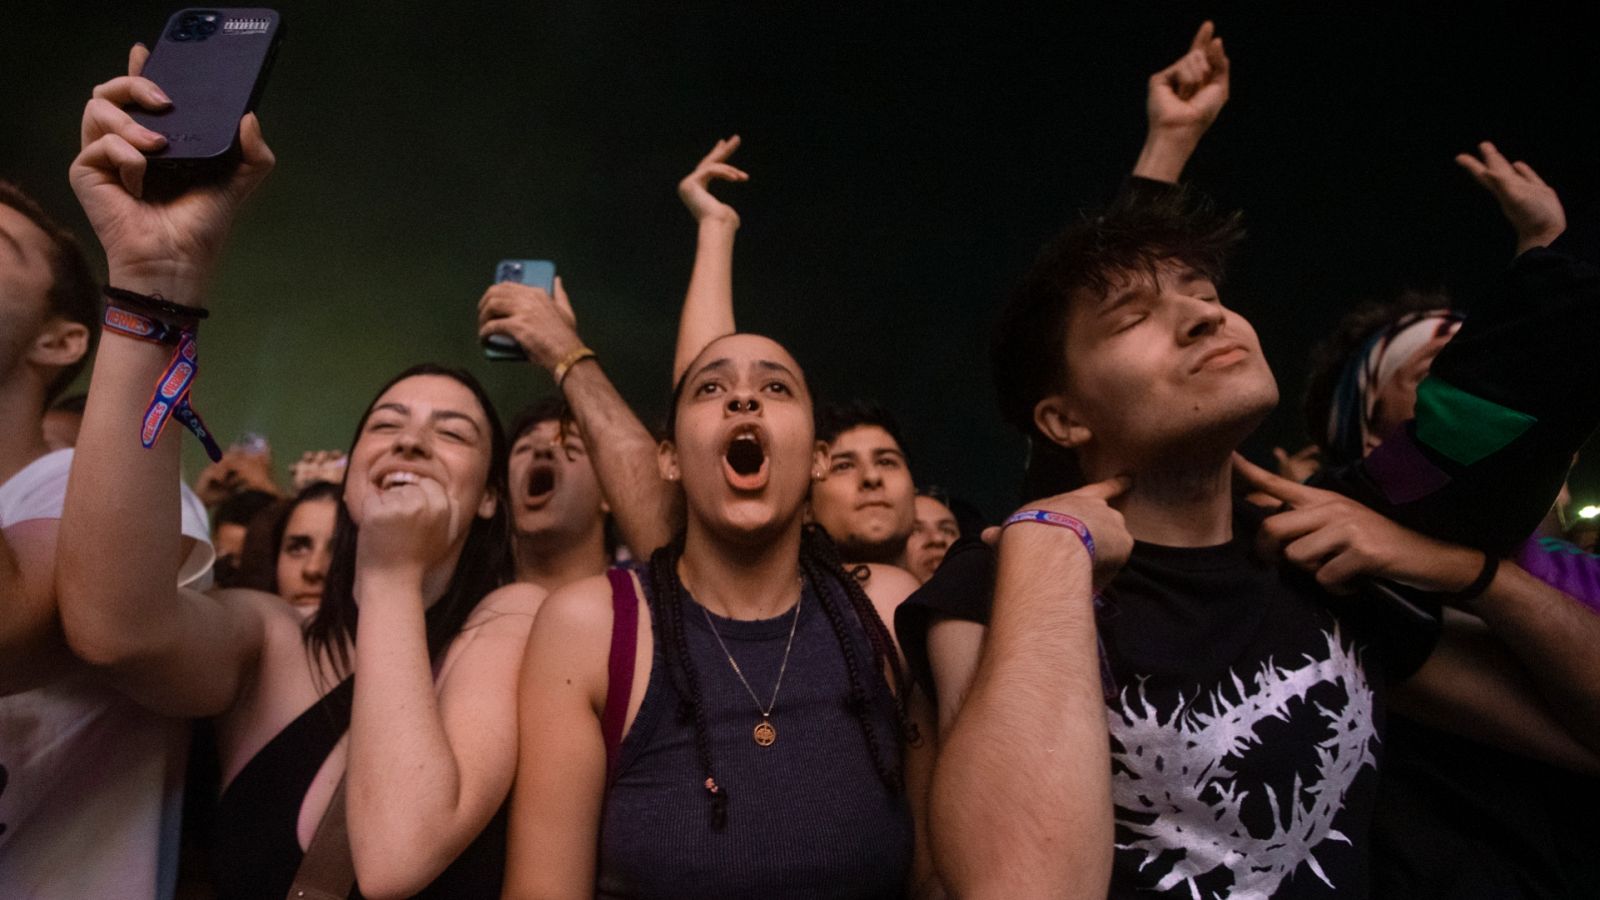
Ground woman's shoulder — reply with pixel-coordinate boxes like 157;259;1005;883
857;563;921;623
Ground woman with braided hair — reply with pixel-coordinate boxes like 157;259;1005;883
505;333;936;899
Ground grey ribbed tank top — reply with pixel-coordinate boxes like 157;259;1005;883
597;567;913;899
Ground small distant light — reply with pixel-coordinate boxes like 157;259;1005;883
1578;505;1600;520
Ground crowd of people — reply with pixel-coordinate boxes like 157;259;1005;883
3;19;1599;900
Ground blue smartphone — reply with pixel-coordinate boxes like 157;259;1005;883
483;259;556;361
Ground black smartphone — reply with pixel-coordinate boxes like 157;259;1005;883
130;9;283;188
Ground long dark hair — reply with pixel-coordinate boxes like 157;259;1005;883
303;363;513;678
235;481;342;594
658;335;916;829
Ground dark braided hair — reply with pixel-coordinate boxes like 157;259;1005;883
646;524;916;831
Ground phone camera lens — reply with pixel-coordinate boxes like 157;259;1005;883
196;19;217;35
171;27;195;41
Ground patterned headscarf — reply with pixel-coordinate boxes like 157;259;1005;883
1324;310;1464;464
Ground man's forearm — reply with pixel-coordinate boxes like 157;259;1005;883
559;360;681;557
1131;128;1202;184
1476;561;1600;753
930;535;1112;899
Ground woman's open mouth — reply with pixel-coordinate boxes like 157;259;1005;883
721;425;770;492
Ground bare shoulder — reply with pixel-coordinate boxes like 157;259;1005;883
531;574;621;640
210;587;286;640
520;573;621;705
859;564;921;635
466;581;548;631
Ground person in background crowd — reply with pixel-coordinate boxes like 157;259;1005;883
41;391;85;450
209;488;277;588
235;480;340;614
1302;164;1600;896
811;399;919;567
501;398;614;594
902;488;960;583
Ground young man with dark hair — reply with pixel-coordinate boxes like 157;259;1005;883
478;273;681;572
906;24;1600;900
503;396;615;592
0;178;212;897
811;398;918;566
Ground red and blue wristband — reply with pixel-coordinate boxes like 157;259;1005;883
1003;508;1097;561
102;301;223;463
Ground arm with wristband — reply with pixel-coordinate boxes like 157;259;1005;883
1236;453;1600;768
929;476;1131;899
55;43;274;717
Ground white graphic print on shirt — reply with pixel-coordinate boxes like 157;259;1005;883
1108;629;1377;898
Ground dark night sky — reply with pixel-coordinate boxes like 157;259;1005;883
5;3;1599;518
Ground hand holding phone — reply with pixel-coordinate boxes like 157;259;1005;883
71;37;276;307
482;261;554;361
477;263;585;372
130;8;283;191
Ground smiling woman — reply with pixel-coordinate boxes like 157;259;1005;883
53;47;544;900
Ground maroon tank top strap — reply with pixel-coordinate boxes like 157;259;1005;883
602;566;641;778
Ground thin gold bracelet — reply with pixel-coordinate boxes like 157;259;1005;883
553;346;597;387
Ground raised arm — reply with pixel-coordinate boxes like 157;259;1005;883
1456;141;1566;256
672;136;747;385
479;278;680;556
929;478;1131;900
1132;21;1229;184
54;45;272;717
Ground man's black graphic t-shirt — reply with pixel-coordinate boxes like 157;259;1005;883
898;503;1438;899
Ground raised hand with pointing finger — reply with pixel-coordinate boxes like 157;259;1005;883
1134;21;1231;183
1233;453;1485;595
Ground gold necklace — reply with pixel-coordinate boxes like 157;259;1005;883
698;584;803;747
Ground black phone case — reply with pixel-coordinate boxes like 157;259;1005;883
130;8;282;172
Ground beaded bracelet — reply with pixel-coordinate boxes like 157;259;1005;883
1002;508;1096;562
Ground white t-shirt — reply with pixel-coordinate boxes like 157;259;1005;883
0;448;213;899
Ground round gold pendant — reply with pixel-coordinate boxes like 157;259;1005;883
753;719;777;747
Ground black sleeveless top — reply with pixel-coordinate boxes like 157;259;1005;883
212;677;508;899
597;568;913;899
